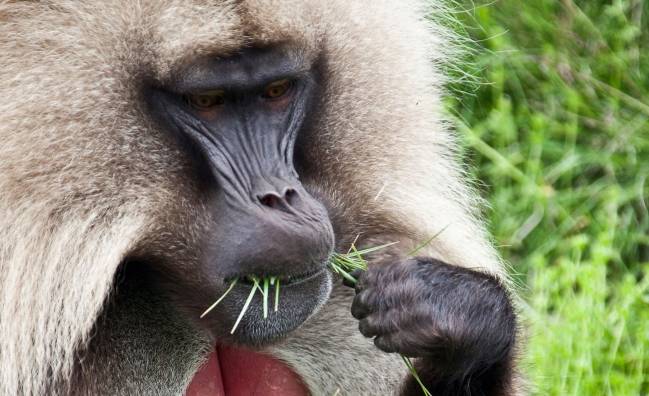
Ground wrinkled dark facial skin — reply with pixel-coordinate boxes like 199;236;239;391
148;48;334;345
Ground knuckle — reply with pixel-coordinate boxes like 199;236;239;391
351;290;372;319
358;317;377;337
373;334;396;353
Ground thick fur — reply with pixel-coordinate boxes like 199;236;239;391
0;0;517;395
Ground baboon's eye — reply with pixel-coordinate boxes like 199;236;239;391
262;79;292;100
186;90;226;110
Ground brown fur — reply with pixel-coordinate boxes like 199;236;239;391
0;1;510;394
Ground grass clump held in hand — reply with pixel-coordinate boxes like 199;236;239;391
329;242;399;284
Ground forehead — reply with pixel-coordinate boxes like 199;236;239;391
149;0;322;80
0;0;320;82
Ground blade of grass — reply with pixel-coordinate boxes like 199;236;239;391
409;225;450;256
200;278;238;318
351;241;400;256
331;255;366;271
274;278;280;312
263;277;270;319
231;279;259;334
329;261;360;284
346;234;361;254
401;355;432;396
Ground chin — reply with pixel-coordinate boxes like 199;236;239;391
207;268;333;346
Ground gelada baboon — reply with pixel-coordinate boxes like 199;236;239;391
0;1;519;395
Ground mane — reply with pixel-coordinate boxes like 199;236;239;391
0;200;146;394
0;1;496;394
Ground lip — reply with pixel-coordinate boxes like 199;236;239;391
230;266;328;287
200;268;332;345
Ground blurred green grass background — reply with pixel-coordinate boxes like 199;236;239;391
447;1;649;394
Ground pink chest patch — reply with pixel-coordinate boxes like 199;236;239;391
185;345;309;396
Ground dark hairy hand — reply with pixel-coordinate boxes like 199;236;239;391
348;258;518;396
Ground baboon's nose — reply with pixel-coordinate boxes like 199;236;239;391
257;187;298;213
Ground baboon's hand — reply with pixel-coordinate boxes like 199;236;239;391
349;258;517;396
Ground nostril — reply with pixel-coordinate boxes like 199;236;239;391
257;188;299;211
258;193;282;209
284;188;297;205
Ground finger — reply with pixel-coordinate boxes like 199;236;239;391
373;333;398;354
351;289;374;319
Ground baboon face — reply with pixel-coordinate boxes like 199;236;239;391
146;47;335;344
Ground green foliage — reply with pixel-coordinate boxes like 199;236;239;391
448;0;649;394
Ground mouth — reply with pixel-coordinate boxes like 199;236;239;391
230;266;327;287
199;265;332;346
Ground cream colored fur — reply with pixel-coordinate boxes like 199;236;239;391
0;0;505;394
